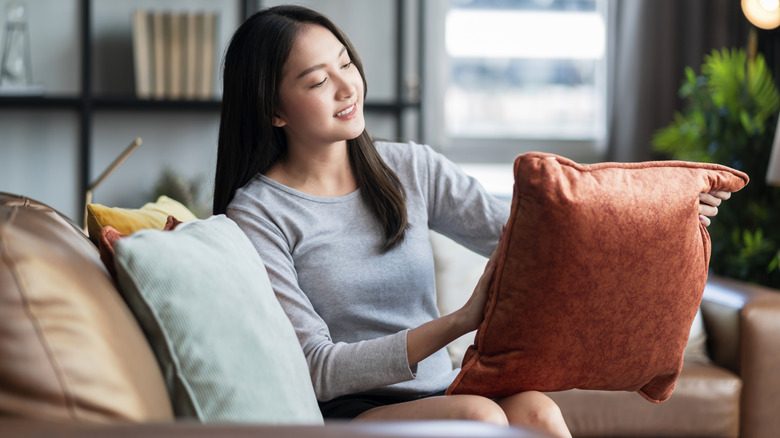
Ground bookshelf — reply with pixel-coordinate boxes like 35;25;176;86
0;0;423;222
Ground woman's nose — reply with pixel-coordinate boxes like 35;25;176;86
334;72;356;99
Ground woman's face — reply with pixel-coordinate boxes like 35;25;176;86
273;24;365;149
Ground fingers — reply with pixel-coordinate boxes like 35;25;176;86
485;225;506;272
486;247;499;271
710;190;732;201
699;193;723;208
698;202;718;217
477;262;496;287
698;191;731;227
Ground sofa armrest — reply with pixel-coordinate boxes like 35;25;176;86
701;276;780;438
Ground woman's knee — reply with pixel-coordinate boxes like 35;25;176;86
449;395;509;426
498;391;568;432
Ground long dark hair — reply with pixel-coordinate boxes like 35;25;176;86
213;5;408;250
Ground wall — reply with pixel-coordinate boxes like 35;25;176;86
1;0;81;219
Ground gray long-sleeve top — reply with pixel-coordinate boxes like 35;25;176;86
227;141;510;402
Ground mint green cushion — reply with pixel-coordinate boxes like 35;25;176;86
113;215;323;424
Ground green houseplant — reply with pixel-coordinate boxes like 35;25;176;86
653;48;780;289
153;168;212;219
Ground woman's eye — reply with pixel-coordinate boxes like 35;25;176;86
342;61;353;69
310;78;327;89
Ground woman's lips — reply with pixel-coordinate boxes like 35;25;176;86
334;103;356;118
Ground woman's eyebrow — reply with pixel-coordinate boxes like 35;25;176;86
296;46;348;79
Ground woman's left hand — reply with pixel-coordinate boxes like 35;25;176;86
698;191;731;227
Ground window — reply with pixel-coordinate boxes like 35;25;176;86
424;0;608;165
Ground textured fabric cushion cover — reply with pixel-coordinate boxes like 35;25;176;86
86;195;197;244
111;215;323;424
446;152;748;402
0;194;173;422
430;231;712;367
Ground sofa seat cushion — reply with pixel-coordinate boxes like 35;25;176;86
546;363;741;438
0;193;173;422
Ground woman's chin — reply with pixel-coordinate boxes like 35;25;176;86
346;121;366;140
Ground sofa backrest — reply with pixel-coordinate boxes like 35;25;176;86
0;193;173;422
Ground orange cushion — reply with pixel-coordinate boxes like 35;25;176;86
446;152;749;403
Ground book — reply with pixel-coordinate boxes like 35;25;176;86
183;11;198;99
130;9;218;100
131;9;152;98
168;12;184;99
197;12;217;100
151;10;165;99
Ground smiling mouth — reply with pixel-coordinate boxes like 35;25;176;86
334;104;356;117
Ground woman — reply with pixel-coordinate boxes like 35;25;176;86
213;5;728;437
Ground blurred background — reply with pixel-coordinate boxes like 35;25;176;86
0;0;766;219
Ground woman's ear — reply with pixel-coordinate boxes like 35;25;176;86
272;113;287;128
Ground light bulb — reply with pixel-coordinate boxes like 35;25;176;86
759;0;780;12
743;0;780;29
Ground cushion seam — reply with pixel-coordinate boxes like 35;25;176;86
522;152;750;184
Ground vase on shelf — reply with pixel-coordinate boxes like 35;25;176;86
0;1;42;95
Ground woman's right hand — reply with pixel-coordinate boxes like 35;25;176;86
455;228;504;333
405;228;505;367
457;259;496;333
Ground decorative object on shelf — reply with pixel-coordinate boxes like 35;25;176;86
84;138;142;230
0;0;40;94
653;48;780;288
132;9;218;100
152;167;210;219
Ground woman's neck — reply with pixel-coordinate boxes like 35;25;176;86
265;140;358;197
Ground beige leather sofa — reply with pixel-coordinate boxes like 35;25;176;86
2;192;778;438
0;192;542;438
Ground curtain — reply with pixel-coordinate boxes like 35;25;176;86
606;0;749;162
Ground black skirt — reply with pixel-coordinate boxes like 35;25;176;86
319;390;447;419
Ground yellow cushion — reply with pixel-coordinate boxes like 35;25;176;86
87;196;198;245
